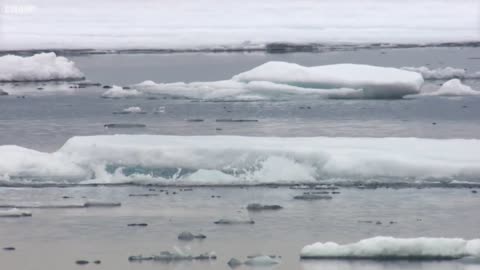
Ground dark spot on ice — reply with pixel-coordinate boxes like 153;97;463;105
3;247;15;251
93;260;101;264
472;190;478;194
122;86;131;90
186;119;204;122
103;85;112;89
432;122;437;125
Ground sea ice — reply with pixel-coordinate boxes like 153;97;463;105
0;53;84;82
300;236;480;260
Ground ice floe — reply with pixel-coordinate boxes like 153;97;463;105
0;53;84;82
300;236;480;260
135;62;423;100
2;135;480;185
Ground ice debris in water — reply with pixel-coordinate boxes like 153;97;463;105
177;231;207;240
246;203;283;211
101;85;141;98
134;62;424;100
0;208;32;218
114;106;146;114
424;79;480;96
83;201;121;207
129;250;216;262
401;66;468;80
300;236;480;260
214;218;255;225
0;53;84;82
228;255;281;267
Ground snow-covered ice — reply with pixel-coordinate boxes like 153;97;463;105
135;62;424;100
402;66;467;80
1;135;480;185
0;53;84;82
300;236;480;260
424;79;480;96
0;0;478;51
101;86;141;98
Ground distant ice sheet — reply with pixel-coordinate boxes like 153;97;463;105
0;0;478;51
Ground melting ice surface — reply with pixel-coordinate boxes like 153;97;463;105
0;53;84;82
134;62;424;100
301;237;480;260
1;135;480;186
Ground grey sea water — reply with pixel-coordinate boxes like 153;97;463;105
1;47;480;269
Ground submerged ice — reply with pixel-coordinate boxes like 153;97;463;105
135;62;423;100
300;236;480;260
0;53;84;82
1;135;480;185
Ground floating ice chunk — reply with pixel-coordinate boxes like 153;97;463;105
300;236;480;260
178;231;207;240
214;218;255;225
0;53;84;82
401;66;467;80
246;203;283;211
424;79;480;96
3;135;480;185
101;86;141;98
83;201;121;207
129;250;216;262
135;62;423;100
233;62;423;98
0;208;32;218
244;255;280;266
116;106;146;114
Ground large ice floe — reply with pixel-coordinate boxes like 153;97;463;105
134;62;424;100
300;237;480;260
1;135;480;186
0;53;84;82
0;0;477;51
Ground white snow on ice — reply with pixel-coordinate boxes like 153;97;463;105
0;0;478;51
0;53;84;82
135;62;424;100
424;79;480;96
300;236;480;260
1;135;480;185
